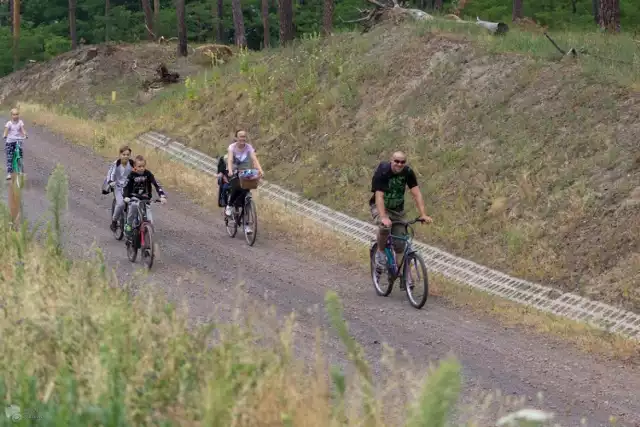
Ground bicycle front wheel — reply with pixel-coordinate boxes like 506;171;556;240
225;208;238;238
127;235;138;263
402;252;429;309
111;198;124;241
141;223;155;270
243;197;257;246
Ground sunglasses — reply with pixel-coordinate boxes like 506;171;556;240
393;159;406;165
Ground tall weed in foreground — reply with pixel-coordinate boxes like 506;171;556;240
45;163;68;253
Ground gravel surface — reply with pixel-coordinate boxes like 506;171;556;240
9;122;640;426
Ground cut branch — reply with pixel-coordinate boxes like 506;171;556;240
341;0;507;35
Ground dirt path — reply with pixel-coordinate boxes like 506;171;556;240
10;122;640;426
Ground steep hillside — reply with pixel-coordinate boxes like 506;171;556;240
3;21;640;312
0;42;205;119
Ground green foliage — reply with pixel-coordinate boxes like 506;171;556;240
458;0;639;31
406;358;461;427
3;0;639;77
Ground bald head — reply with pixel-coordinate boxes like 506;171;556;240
390;151;407;173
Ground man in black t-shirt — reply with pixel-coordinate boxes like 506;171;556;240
369;151;432;272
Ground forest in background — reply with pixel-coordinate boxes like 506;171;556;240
0;0;638;77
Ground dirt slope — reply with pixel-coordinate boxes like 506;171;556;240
10;119;640;426
0;43;202;119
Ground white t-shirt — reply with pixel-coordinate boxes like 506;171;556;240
5;120;25;140
228;142;254;171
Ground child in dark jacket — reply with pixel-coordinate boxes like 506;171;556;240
123;155;167;237
217;154;230;207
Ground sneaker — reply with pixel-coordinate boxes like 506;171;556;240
375;251;387;271
225;205;233;217
244;225;253;235
5;174;10;180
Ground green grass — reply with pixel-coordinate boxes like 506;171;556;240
0;161;563;426
421;18;640;87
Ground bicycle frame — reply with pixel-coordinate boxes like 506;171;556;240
12;139;23;173
129;198;155;246
231;188;252;217
384;221;418;278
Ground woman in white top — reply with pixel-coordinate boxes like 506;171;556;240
224;129;264;220
3;108;28;180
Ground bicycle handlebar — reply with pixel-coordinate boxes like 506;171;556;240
126;196;163;204
390;217;428;226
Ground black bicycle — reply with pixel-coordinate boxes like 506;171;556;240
224;189;258;246
125;196;162;269
369;217;430;309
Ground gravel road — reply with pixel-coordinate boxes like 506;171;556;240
9;122;640;426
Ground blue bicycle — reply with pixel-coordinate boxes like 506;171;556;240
369;217;429;309
6;137;26;188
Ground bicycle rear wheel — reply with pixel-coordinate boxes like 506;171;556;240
141;223;155;269
402;252;429;309
370;243;393;297
243;197;257;246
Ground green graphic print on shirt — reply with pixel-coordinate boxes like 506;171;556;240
384;174;408;211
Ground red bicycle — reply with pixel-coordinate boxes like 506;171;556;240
125;196;162;269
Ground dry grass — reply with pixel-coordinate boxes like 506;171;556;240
19;103;640;366
0;193;465;426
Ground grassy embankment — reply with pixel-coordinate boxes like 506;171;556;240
129;20;640;313
0;156;558;425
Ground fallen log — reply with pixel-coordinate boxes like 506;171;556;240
341;0;508;35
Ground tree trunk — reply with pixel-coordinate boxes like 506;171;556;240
176;0;187;56
12;0;19;70
434;0;442;9
592;0;599;24
214;0;224;42
154;0;160;30
278;0;293;46
262;0;270;47
105;0;110;41
231;0;246;48
598;0;619;31
571;0;577;13
8;0;13;34
69;0;77;49
141;0;155;40
512;0;523;21
321;0;333;36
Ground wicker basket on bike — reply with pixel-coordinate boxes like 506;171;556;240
236;168;260;190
